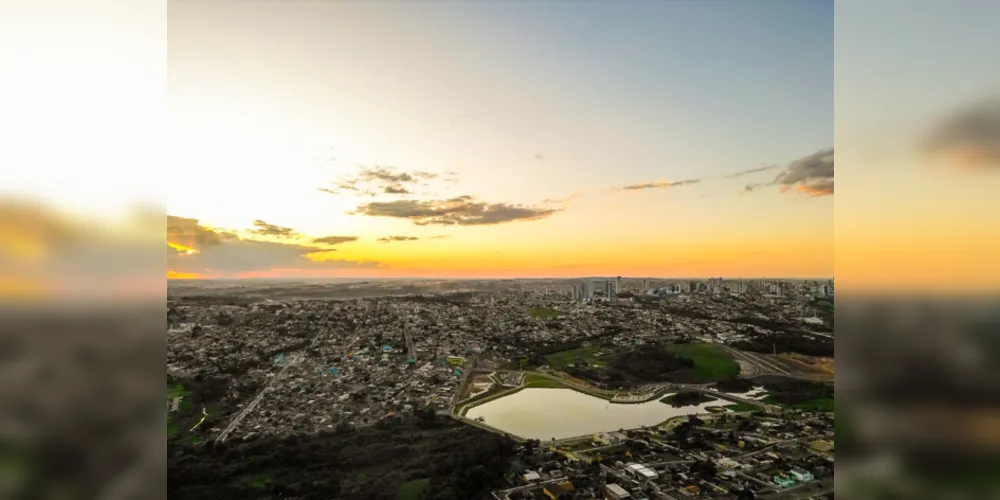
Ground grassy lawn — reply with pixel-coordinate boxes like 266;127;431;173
167;383;190;400
789;398;835;412
523;373;568;388
528;307;563;320
167;414;180;438
545;345;608;369
397;478;430;500
665;343;739;381
248;474;273;490
758;395;834;412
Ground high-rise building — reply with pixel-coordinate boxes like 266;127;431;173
616;276;622;294
642;279;649;293
605;280;613;300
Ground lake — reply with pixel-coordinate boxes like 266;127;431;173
464;388;725;440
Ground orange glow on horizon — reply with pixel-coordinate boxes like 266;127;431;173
168;270;205;280
168;241;199;255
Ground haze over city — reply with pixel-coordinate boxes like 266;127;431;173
167;1;833;280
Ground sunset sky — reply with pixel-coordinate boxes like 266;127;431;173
166;1;834;279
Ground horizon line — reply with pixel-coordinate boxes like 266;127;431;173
168;276;834;281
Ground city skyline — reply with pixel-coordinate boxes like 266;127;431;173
167;1;833;280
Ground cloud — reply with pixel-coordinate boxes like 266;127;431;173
383;184;411;195
534;153;546;161
350;195;561;226
780;178;835;197
247;220;298;238
167;215;234;248
742;182;769;193
168;216;378;276
771;147;834;197
312;235;358;245
428;235;451;239
377;236;419;243
744;148;834;197
922;97;1000;169
321;166;442;197
619;179;701;191
725;164;781;178
542;190;587;205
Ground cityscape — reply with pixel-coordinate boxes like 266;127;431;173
8;0;1000;498
167;277;834;499
166;1;834;499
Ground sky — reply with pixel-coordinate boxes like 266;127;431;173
834;0;1000;292
166;1;835;280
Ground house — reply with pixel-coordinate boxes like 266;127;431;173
522;471;541;483
543;481;575;499
773;475;796;489
625;463;658;481
789;468;814;482
605;483;631;500
679;485;700;496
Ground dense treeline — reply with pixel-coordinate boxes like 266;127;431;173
758;378;834;405
564;346;700;388
733;332;834;357
663;391;714;407
712;377;755;393
168;412;516;500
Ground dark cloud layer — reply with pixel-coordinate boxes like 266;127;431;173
620;179;701;191
350;195;560;226
167;216;233;248
377;236;419;243
168;217;376;276
745;148;834;197
312;235;358;245
922;97;1000;169
247;220;298;238
168;239;378;275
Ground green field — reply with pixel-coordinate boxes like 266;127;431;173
167;414;180;438
528;307;563;319
248;474;273;490
523;373;569;388
756;394;834;412
788;398;834;412
665;343;740;381
167;383;190;400
397;478;429;500
545;345;609;369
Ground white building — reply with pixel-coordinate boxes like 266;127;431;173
605;483;631;500
790;468;813;482
625;463;658;481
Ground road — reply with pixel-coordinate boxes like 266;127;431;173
216;354;302;443
720;345;792;377
403;329;416;361
490;477;566;500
